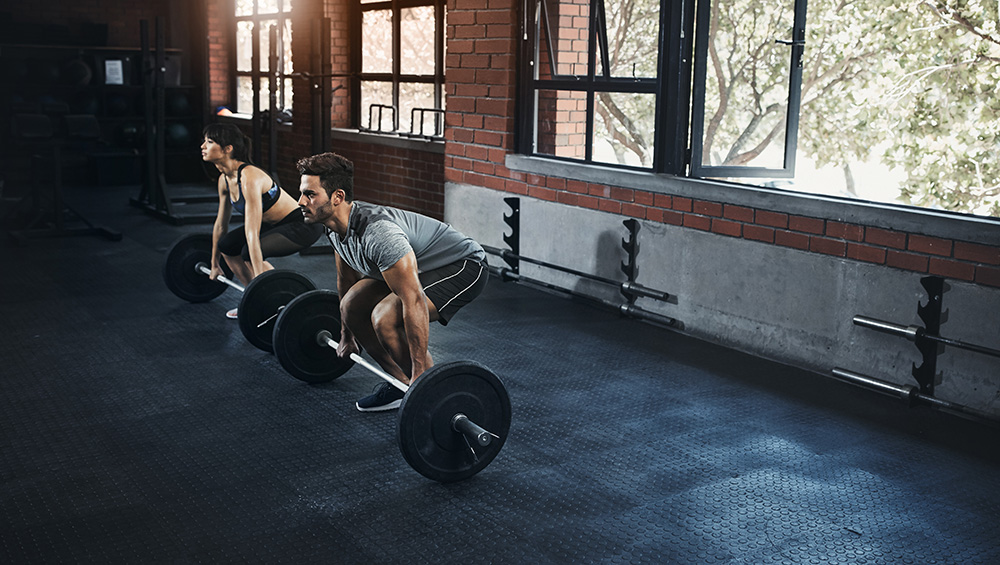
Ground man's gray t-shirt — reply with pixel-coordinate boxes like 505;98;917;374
327;201;485;280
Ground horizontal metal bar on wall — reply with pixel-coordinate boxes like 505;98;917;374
830;368;998;425
483;245;671;302
489;266;679;329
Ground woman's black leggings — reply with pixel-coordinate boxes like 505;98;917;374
217;210;324;261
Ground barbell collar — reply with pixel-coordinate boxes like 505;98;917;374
315;330;409;393
620;281;670;301
195;262;245;293
451;413;494;447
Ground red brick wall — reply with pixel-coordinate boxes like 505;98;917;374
325;0;352;127
442;0;1000;288
330;141;445;219
205;0;230;111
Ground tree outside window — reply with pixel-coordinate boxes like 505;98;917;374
524;0;1000;219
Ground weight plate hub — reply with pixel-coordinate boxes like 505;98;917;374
272;290;354;383
239;270;317;352
163;234;232;303
398;361;511;483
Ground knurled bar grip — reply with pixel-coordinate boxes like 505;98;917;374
195;262;245;293
316;329;407;392
315;329;495;446
853;315;1000;359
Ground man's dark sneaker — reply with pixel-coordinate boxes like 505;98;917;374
356;382;405;412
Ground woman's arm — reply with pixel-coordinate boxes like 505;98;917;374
240;167;269;278
209;175;232;279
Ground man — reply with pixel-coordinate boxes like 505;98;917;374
296;152;488;411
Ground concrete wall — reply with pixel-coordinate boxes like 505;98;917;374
446;181;1000;419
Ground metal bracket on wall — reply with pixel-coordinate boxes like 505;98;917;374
912;275;945;395
620;219;639;304
502;197;520;274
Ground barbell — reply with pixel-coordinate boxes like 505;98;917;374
163;234;317;352
272;290;512;482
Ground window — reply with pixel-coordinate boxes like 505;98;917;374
519;0;1000;219
355;0;446;137
234;0;294;114
689;0;807;179
520;0;674;170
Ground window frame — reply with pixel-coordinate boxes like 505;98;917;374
688;0;808;179
232;0;293;116
517;0;806;177
517;0;695;174
352;0;446;138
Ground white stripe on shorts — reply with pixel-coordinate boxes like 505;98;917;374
424;260;486;312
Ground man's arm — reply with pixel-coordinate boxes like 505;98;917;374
380;251;432;381
334;252;364;355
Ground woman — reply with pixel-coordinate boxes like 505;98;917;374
201;123;323;318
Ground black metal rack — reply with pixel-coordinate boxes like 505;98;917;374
486;197;679;329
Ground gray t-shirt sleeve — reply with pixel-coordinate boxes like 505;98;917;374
364;219;413;272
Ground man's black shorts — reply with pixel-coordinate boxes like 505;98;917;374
419;258;488;325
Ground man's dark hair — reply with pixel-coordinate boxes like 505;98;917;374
296;152;355;200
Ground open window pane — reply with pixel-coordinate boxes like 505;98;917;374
603;0;659;79
401;7;436;76
363;10;393;74
535;89;588;160
700;4;791;169
361;80;395;131
690;0;806;178
540;0;591;78
593;91;655;167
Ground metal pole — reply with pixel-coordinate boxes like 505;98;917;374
483;245;671;302
854;315;1000;359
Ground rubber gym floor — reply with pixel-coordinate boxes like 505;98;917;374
1;185;998;564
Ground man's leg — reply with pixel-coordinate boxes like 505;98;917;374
340;279;410;384
370;293;441;384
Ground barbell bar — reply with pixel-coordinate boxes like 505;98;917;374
163;233;317;352
853;315;1000;359
482;244;671;302
272;289;512;482
315;329;501;449
195;262;244;292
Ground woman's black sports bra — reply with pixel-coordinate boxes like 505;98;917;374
227;164;280;215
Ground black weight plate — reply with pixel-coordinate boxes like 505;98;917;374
272;290;354;383
239;270;317;352
163;234;232;303
397;361;511;483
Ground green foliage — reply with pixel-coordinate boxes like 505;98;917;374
782;0;998;215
